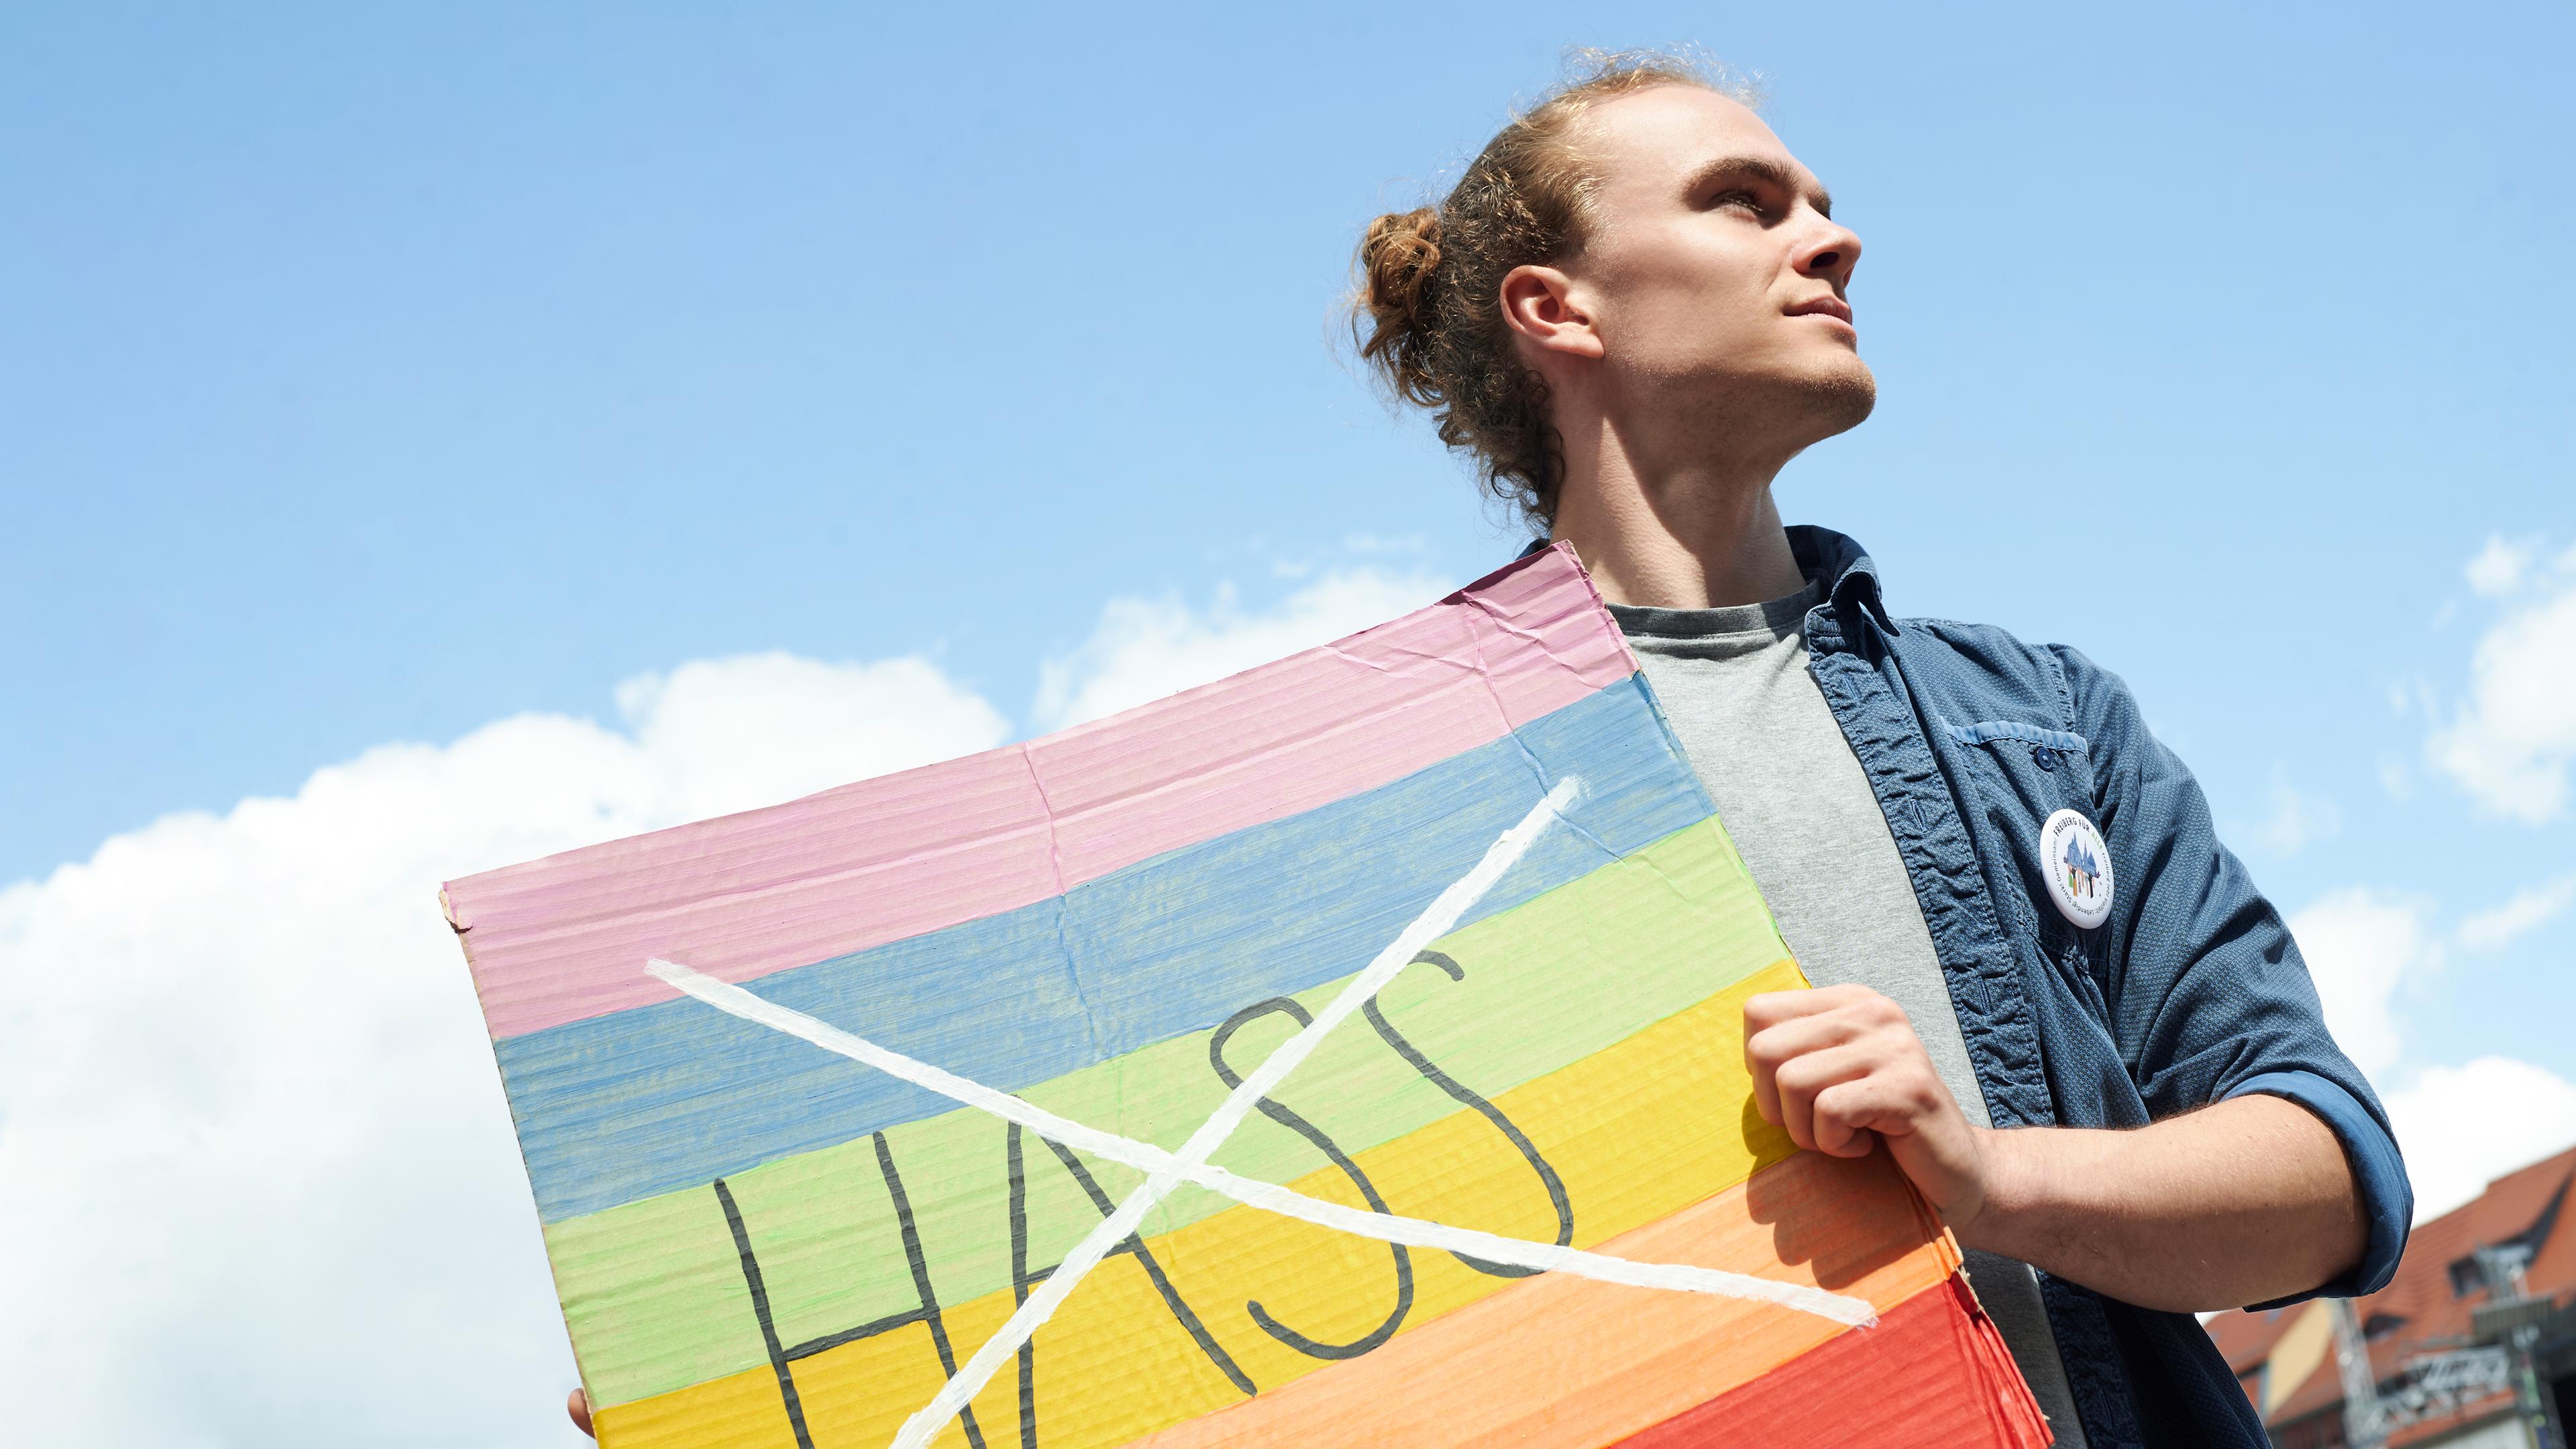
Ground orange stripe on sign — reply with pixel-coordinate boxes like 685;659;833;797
1609;1275;2053;1448
1120;1149;1962;1449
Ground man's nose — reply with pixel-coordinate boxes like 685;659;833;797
1796;217;1863;292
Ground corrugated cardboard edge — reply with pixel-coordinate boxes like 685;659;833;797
441;883;604;1415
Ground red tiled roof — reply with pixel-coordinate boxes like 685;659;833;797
2203;1141;2576;1440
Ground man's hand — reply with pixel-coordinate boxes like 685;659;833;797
1742;983;1990;1229
1741;984;2371;1312
568;1388;594;1438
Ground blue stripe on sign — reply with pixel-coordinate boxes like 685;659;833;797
497;674;1715;1223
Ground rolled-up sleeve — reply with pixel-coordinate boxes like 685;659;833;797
2227;1070;2412;1301
2051;645;2413;1301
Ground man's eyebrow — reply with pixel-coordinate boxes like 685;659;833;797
1686;154;1834;218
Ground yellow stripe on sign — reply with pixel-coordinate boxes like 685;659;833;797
597;959;1809;1449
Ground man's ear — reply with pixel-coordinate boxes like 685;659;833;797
1499;265;1605;362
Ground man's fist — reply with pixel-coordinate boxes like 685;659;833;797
1741;983;1991;1230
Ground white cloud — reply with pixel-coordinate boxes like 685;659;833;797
2377;751;2417;801
2426;571;2576;822
2384;1057;2576;1221
2465;534;2540;597
0;561;1463;1447
2457;871;2576;952
614;652;1008;824
2287;881;2576;1223
1032;568;1450;731
0;653;1008;1448
2387;676;2438;720
2286;890;2437;1077
2255;771;2342;857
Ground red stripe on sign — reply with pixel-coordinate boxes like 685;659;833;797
1608;1273;2054;1448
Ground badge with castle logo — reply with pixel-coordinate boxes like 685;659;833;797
2039;808;2115;929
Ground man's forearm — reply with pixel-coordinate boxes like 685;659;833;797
1957;1093;2366;1313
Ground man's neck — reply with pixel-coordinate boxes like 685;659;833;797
1546;416;1809;610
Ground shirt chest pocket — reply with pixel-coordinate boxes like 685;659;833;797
1943;718;2115;1010
1943;718;2095;818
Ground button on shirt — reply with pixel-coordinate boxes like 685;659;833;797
1610;581;2089;1447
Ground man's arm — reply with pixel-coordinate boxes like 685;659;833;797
1745;983;2367;1313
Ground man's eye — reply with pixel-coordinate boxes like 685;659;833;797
1714;189;1762;212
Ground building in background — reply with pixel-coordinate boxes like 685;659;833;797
2207;1144;2576;1449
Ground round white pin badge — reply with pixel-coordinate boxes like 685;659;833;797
2039;808;2114;930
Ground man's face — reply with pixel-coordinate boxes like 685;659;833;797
1558;85;1874;438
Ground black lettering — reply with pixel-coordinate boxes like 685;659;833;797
1008;1125;1039;1449
1365;951;1574;1277
1210;998;1414;1358
713;1177;818;1449
715;1134;990;1449
1008;1118;1257;1449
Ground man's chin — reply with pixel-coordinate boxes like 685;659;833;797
1780;359;1877;440
1635;354;1878;452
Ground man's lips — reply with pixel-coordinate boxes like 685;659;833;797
1786;297;1855;325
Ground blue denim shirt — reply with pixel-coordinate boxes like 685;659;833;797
1529;526;2411;1447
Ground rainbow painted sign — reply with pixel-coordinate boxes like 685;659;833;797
443;545;2049;1448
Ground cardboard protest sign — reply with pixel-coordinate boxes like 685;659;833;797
442;544;2049;1448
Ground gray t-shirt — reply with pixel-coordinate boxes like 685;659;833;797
1611;580;2088;1448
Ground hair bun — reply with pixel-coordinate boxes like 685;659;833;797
1356;207;1444;394
1362;207;1442;310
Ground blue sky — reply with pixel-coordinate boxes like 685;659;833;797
5;4;2574;1444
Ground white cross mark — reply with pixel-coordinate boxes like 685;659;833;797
648;778;1875;1449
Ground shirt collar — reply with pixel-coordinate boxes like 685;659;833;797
1784;524;1899;636
1515;525;1898;636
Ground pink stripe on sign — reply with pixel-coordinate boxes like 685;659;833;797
1025;541;1631;883
444;543;1634;1040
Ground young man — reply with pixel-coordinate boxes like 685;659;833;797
1352;54;2409;1448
